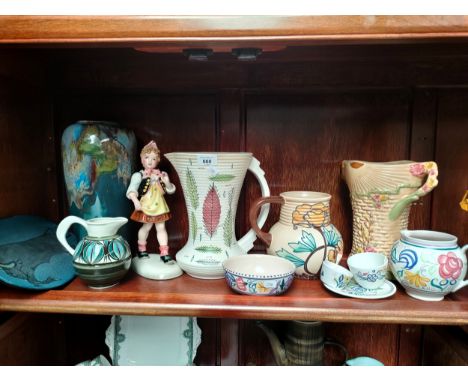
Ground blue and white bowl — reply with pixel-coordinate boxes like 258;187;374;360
223;254;295;296
348;252;388;290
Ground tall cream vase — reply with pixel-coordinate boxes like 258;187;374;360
341;160;439;273
165;152;270;279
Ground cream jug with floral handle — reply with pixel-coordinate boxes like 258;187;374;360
342;160;439;274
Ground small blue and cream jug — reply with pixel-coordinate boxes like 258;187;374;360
56;216;132;288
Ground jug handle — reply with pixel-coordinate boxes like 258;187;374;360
237;157;271;253
452;244;468;293
389;161;439;221
249;196;284;247
56;216;88;255
324;339;348;365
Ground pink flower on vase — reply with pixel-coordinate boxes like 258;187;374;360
410;163;426;177
235;276;247;291
438;252;463;280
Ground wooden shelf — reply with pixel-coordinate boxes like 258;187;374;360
0;272;466;325
1;16;468;47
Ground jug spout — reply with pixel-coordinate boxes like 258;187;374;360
86;217;128;237
256;321;289;366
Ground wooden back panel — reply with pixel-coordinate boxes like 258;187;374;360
0;43;467;365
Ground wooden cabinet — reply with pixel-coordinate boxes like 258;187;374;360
0;16;467;365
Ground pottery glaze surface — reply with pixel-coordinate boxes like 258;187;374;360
323;279;397;299
250;191;343;279
342;161;438;271
105;315;201;366
56;216;131;288
320;260;353;290
61;121;136;241
0;215;76;290
165;152;270;279
390;230;468;301
347;252;388;289
223;254;295;296
257;320;348;366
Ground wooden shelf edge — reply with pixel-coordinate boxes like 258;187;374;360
1;16;468;45
0;275;466;325
0;302;468;326
0;298;466;325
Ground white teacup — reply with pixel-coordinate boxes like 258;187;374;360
347;252;388;289
320;260;353;289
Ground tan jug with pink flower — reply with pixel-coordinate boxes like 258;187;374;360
341;160;439;271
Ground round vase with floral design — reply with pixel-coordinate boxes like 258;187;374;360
390;230;468;301
250;191;344;279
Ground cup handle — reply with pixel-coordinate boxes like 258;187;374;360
248;196;284;248
56;216;88;256
452;244;468;293
324;339;348;365
237;157;271;253
389;161;439;221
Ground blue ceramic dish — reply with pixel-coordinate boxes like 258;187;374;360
0;215;76;290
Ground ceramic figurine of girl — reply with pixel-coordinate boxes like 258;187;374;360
126;140;176;262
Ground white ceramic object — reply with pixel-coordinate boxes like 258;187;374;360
320;260;353;289
132;253;182;280
249;191;344;279
390;230;468;301
76;355;111;366
347;252;388;289
105;315;202;366
56;216;131;288
165;152;270;279
223;254;295;295
323;279;396;299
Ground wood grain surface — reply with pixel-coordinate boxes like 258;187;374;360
1;16;468;45
0;274;466;325
0;34;467;365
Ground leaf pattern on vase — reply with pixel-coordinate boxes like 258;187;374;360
195;245;222;253
404;270;430;288
186;168;199;210
223;188;234;247
203;184;221;238
190;211;198;243
288;230;317;253
209;174;236;182
276;248;305;267
322;226;341;248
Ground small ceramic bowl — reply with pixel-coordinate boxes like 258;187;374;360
348;252;388;289
223;254;295;296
